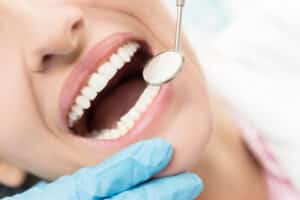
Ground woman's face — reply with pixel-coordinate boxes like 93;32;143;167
0;0;211;180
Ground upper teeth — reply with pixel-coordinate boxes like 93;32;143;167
68;42;140;127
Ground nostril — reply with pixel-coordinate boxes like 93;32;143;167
28;8;85;72
39;17;84;70
71;19;83;32
42;54;53;63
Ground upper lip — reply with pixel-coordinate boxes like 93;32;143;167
59;32;146;130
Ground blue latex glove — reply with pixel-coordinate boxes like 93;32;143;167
4;139;203;200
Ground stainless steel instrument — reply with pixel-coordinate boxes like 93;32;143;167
143;0;186;85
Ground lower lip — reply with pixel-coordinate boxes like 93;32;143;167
68;82;173;147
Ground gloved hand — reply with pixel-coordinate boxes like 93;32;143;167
4;139;203;200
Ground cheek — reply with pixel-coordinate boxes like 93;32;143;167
160;105;212;177
157;62;212;176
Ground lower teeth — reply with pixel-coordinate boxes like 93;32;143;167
92;85;160;140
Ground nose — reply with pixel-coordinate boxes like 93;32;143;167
25;5;85;71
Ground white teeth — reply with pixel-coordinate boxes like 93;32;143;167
98;62;115;77
93;85;160;140
118;47;131;62
75;96;91;110
88;74;107;92
127;109;140;121
71;104;84;116
68;41;140;127
81;87;97;100
67;41;161;141
110;54;125;70
98;63;117;79
69;112;79;121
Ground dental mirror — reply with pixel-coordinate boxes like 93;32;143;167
143;0;186;85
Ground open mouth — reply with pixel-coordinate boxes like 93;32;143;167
67;40;161;140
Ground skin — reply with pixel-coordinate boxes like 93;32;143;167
0;0;267;199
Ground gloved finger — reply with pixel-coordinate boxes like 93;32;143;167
27;181;48;191
75;138;173;199
108;172;203;200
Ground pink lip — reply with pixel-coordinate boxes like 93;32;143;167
59;32;143;130
59;32;173;147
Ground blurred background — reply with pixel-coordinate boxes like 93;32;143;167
165;0;266;52
165;0;300;75
165;0;232;50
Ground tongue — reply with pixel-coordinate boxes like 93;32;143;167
91;78;146;131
